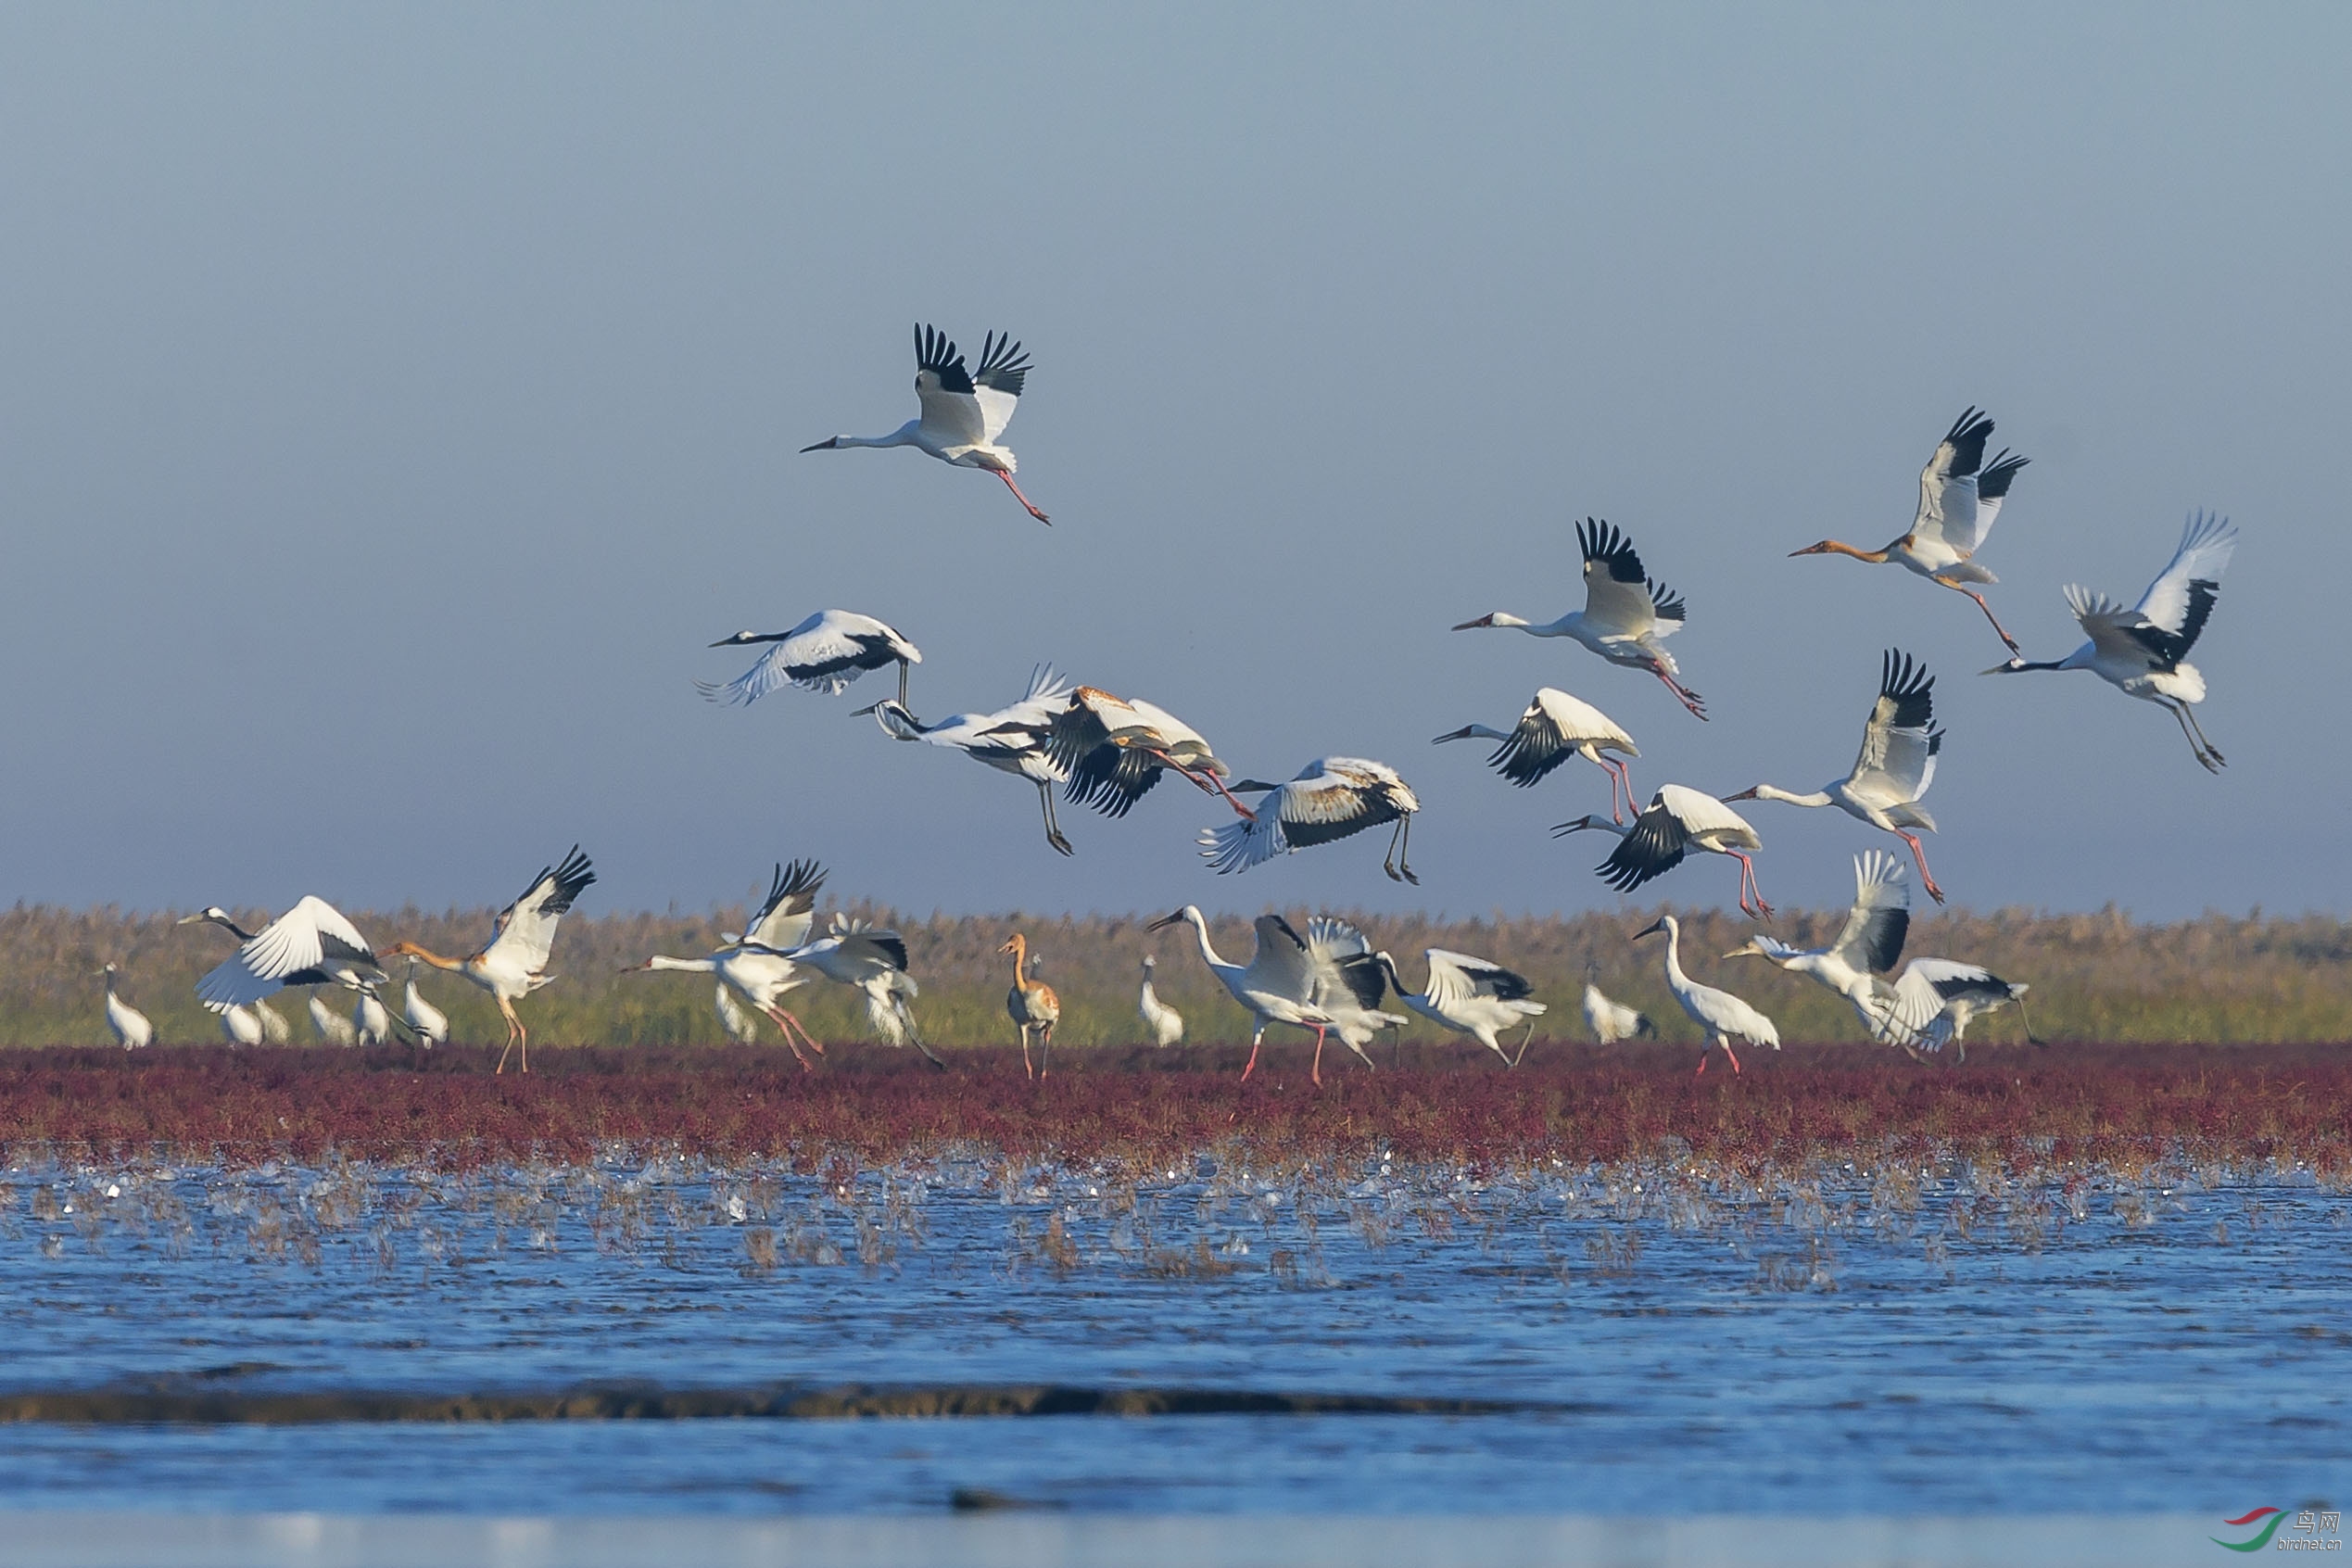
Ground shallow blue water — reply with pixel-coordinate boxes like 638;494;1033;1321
0;1156;2344;1515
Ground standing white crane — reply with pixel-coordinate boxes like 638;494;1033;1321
1557;785;1773;918
1985;512;2239;772
1137;955;1184;1046
802;323;1050;524
701;610;921;709
1454;518;1705;719
352;989;395;1046
1633;914;1780;1076
401;957;450;1047
1580;965;1655;1044
253;997;292;1044
863;666;1078;855
178;898;399;1023
1201;758;1423;884
1724;850;1915;1041
1378;948;1546;1068
1435;688;1640;823
623;861;830;1068
309;990;359;1045
100;965;155;1051
1046;686;1256;820
1886;960;2039;1063
1726;649;1949;903
759;917;942;1069
1790;406;2030;653
212;1003;265;1046
1303;917;1407;1081
383;847;597;1074
1146;906;1342;1081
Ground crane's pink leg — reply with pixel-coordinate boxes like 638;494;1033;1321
1948;581;2021;655
1651;664;1708;721
1608;757;1638;825
1309;1026;1327;1087
1734;853;1775;919
762;1007;816;1070
997;470;1051;525
1241;1034;1263;1081
1022;1034;1035;1081
1152;751;1258;820
1724;1040;1742;1075
1898;831;1945;904
1694;1052;1709;1077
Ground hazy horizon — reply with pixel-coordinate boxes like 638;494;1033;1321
4;6;2346;923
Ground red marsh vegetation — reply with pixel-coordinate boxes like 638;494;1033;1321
1;1042;2344;1178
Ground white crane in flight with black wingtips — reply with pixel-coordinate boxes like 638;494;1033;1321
864;665;1080;856
1202;758;1422;884
1985;511;2239;772
1726;649;1950;904
1725;850;1916;1042
1435;687;1640;824
1557;784;1773;918
1790;406;2030;654
802;323;1050;524
383;847;597;1075
1454;518;1705;719
702;610;922;709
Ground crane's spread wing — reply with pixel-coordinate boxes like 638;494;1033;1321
2130;511;2237;664
1306;916;1372;961
1488;702;1576;787
1271;766;1402;848
1827;850;1911;975
486;847;596;974
744;859;827;951
1247;914;1316;1001
834;929;910;975
1950;449;2029;558
1849;649;1941;803
1576;518;1668;639
699;613;908;705
1912;407;1992;550
912;323;987;448
969;330;1031;447
1597;795;1690;891
194;895;379;1006
1423;949;1536;1009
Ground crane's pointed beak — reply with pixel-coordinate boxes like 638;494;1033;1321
1450;615;1497;631
800;437;840;452
1632;919;1665;940
1431;726;1476;744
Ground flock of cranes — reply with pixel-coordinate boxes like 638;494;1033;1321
95;329;2236;1078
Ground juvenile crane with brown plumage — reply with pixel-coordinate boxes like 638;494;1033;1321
1000;933;1061;1081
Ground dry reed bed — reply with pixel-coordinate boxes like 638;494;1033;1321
7;903;2351;1050
1;1043;2344;1179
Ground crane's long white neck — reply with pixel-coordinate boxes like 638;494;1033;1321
830;421;921;449
1656;918;1690;989
1485;612;1580;638
1181;908;1234;976
1747;784;1836;808
644;955;717;974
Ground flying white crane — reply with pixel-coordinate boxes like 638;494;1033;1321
1557;785;1773;918
623;861;830;1068
352;989;395;1046
1303;917;1407;1081
864;666;1078;855
1886;960;2038;1063
1201;758;1423;884
1580;966;1654;1044
1046;686;1256;820
401;957;450;1047
1146;907;1343;1081
1724;850;1915;1042
309;990;359;1045
802;323;1050;524
1454;518;1706;719
253;997;292;1044
178;898;398;1019
1378;948;1546;1068
1435;687;1640;823
758;916;942;1069
213;1003;265;1046
1634;914;1781;1076
1001;933;1061;1080
1985;511;2239;772
701;610;921;709
384;847;597;1074
1790;407;2030;653
100;965;154;1051
1726;649;1949;903
1137;955;1184;1046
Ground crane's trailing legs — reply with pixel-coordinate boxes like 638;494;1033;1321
1602;755;1638;825
2167;698;2225;772
996;470;1050;525
495;999;527;1075
764;1004;827;1071
1036;781;1075;855
1730;852;1774;920
1653;664;1707;721
1943;578;2023;655
1151;750;1258;820
1384;815;1418;885
1896;831;1946;904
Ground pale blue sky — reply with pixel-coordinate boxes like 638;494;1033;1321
1;5;2344;920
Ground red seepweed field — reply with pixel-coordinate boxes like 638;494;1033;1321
4;1041;2346;1178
